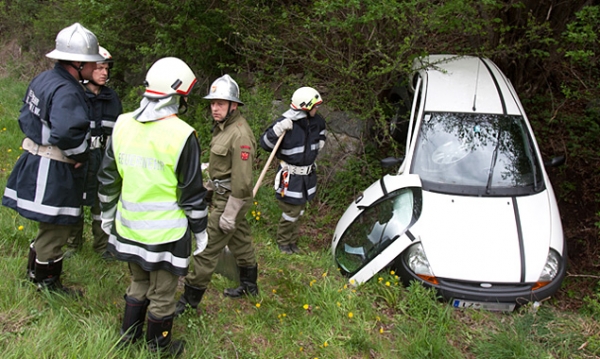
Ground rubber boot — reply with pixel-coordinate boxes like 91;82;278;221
174;285;205;317
119;295;149;346
223;265;259;298
27;241;36;282
146;313;185;357
34;259;82;297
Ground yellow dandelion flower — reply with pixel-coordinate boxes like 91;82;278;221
253;201;258;205
282;313;286;317
323;341;329;347
379;327;384;334
336;302;341;307
303;304;309;310
255;216;260;221
349;279;355;285
322;272;327;277
272;289;277;293
378;277;383;282
7;149;12;152
2;127;5;131
18;225;24;231
255;303;261;308
376;316;381;321
252;211;256;216
348;312;354;318
343;284;348;289
390;270;395;275
257;211;261;216
299;347;303;352
385;281;391;287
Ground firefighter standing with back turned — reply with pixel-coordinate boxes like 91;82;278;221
97;57;208;356
175;74;259;316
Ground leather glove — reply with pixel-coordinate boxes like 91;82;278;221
204;179;214;204
193;230;208;255
219;196;246;234
273;118;293;137
100;206;117;235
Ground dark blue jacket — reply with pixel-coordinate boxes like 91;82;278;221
83;85;122;206
2;63;91;225
260;113;326;205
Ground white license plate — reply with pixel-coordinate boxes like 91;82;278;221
452;299;516;312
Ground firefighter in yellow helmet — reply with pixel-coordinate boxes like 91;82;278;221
175;74;259;316
98;57;208;356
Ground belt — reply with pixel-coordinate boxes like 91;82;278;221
212;178;232;195
283;161;314;175
22;137;76;164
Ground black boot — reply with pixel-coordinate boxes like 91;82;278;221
119;295;149;346
34;259;82;297
27;241;36;282
146;313;184;357
174;285;205;317
223;265;259;298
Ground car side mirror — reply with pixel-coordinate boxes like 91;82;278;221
544;155;565;168
381;157;404;168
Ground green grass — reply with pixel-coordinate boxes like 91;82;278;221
1;75;600;358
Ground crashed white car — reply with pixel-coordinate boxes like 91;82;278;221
331;55;566;311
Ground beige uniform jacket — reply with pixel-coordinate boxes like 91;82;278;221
209;109;256;200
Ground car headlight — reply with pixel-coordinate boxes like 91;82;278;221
533;249;561;290
404;243;438;285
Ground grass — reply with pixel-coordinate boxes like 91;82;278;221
1;75;600;358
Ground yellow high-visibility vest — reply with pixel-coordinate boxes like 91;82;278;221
112;113;194;244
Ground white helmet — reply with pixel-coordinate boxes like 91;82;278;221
203;74;244;105
143;57;197;99
291;87;323;111
98;46;113;66
46;23;104;62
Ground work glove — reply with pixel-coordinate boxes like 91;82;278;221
100;206;117;235
273;118;293;137
319;140;325;150
219;196;246;234
193;230;208;255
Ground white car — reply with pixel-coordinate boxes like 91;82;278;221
331;55;566;311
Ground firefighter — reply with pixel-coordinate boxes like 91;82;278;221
175;74;258;316
97;57;208;356
1;23;105;295
67;45;122;259
260;87;327;254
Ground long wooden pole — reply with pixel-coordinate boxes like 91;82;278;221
253;133;285;198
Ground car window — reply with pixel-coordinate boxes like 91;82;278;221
335;187;422;275
410;112;544;196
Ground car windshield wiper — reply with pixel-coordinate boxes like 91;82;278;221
485;130;502;194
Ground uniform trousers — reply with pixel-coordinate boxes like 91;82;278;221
276;201;306;246
184;192;256;289
127;263;179;318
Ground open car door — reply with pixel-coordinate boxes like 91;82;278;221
332;174;422;285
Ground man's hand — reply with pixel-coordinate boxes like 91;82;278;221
219;196;246;234
193;230;208;255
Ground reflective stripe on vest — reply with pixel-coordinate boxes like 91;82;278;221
112;113;194;244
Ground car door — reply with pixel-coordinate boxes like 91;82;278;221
331;174;423;285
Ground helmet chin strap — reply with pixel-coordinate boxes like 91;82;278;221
69;62;85;82
179;97;188;115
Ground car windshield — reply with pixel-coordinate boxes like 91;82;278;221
410;112;544;196
335;187;422;275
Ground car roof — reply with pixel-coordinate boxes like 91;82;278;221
413;55;522;115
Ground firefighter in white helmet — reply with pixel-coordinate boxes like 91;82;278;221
175;74;259;316
67;45;122;259
98;57;208;356
2;22;104;296
260;86;327;254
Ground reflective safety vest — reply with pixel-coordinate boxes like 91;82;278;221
112;114;194;244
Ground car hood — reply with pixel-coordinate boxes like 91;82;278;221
409;190;554;283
